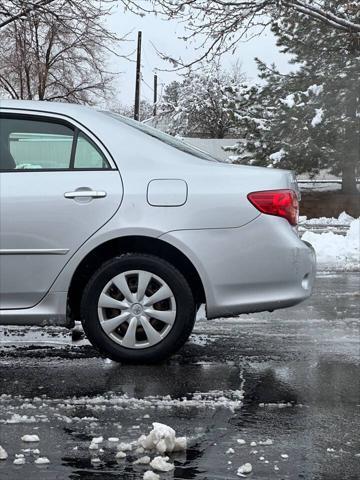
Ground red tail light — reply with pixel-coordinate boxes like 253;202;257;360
247;189;299;226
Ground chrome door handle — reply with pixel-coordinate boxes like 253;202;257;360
64;190;107;199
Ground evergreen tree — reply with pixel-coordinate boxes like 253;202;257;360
228;0;360;194
159;64;246;138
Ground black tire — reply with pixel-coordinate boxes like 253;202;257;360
80;253;196;363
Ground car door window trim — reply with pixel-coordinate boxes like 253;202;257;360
0;111;116;172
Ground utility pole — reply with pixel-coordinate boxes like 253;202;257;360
134;31;142;121
153;73;158;117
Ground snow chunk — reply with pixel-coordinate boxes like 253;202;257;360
226;448;235;454
13;457;26;465
174;437;187;452
281;453;289;459
311;108;324;127
21;435;39;442
134;455;151;465
108;437;119;442
237;439;246;445
150;456;175;472
0;446;8;460
143;471;160;480
138;422;186;454
35;457;50;465
237;463;253;476
250;441;257;447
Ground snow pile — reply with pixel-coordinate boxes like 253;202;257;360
303;218;359;270
300;211;354;226
137;422;187;454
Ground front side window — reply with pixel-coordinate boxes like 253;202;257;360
0;115;111;171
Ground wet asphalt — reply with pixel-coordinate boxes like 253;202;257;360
0;272;359;480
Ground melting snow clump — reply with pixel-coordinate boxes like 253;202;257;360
115;451;126;459
259;439;273;445
0;446;8;460
13;457;26;465
91;436;103;444
143;471;160;480
281;454;289;459
117;442;133;452
133;455;151;465
21;435;40;443
226;448;235;454
150;455;175;472
138;422;187;454
237;439;246;445
237;463;253;476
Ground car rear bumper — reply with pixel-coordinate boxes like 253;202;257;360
160;214;316;319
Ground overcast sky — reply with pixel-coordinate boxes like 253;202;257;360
108;6;295;107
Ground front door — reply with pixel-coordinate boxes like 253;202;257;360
0;112;123;309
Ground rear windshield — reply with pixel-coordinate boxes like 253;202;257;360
103;111;220;163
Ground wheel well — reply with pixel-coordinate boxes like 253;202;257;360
67;236;206;322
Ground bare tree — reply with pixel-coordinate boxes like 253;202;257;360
123;0;360;67
0;0;127;104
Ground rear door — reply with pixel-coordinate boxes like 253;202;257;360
0;112;123;309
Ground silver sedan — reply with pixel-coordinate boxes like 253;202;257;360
0;100;316;362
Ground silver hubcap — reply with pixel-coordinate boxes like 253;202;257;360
98;270;176;349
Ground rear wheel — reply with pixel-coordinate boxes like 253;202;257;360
80;253;196;363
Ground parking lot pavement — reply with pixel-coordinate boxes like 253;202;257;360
0;272;359;480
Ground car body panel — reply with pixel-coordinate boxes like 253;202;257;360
0;170;123;309
0;99;316;326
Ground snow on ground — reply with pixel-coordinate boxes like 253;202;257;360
303;217;359;271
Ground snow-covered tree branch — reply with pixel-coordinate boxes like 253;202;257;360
123;0;360;66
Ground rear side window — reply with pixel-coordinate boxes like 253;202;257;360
0;115;111;171
74;132;109;169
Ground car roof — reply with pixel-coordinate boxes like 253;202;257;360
0;99;96;116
